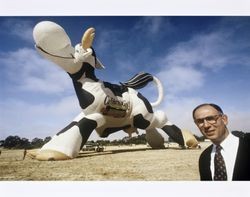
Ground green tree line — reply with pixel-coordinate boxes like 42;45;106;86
0;135;51;149
0;133;206;149
0;134;149;149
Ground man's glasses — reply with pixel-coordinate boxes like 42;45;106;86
194;114;222;127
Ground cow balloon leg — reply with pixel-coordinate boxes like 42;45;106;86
146;128;165;149
161;124;185;147
27;112;104;161
144;110;185;148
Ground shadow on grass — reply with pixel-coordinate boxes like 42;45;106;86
76;146;185;159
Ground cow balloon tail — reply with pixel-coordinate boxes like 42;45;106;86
120;72;164;107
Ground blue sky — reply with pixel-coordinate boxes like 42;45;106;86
1;16;250;141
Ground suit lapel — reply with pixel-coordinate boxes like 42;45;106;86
200;144;213;180
204;145;213;180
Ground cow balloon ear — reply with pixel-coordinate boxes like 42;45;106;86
96;58;105;69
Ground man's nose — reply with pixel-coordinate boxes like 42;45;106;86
203;119;210;128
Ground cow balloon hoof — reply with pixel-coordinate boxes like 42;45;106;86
182;129;199;148
26;149;71;161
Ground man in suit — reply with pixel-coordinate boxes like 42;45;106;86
193;103;250;181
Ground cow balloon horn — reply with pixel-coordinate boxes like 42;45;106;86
81;27;95;49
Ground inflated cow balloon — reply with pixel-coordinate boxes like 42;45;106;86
30;21;196;161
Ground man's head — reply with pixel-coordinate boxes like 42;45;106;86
193;103;229;145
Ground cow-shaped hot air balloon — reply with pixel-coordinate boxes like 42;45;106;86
28;21;198;161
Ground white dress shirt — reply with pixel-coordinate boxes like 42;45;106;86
210;132;239;181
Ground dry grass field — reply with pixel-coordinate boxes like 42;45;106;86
0;142;211;181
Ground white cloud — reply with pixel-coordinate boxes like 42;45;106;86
0;47;82;140
159;96;205;136
1;48;72;94
0;95;80;140
223;107;250;133
95;29;124;51
134;17;174;35
1;19;34;43
157;66;204;94
151;26;250;136
163;31;232;71
134;17;163;34
154;26;250;96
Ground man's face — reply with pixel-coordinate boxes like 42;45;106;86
193;105;229;144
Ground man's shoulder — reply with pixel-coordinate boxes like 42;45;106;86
232;131;250;140
239;133;250;147
244;133;250;139
200;144;213;159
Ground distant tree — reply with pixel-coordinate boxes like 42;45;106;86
111;139;120;145
193;135;206;142
0;140;4;147
31;138;44;148
88;140;95;144
122;136;130;144
3;135;22;148
44;136;52;144
96;140;110;146
135;134;147;144
120;134;147;145
15;138;32;149
86;141;96;146
199;136;206;141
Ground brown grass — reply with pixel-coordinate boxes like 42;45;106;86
0;142;211;181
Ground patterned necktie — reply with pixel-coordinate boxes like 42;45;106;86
214;145;227;181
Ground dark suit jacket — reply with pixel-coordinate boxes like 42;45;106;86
199;134;250;180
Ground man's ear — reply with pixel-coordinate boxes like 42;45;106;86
222;114;228;125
